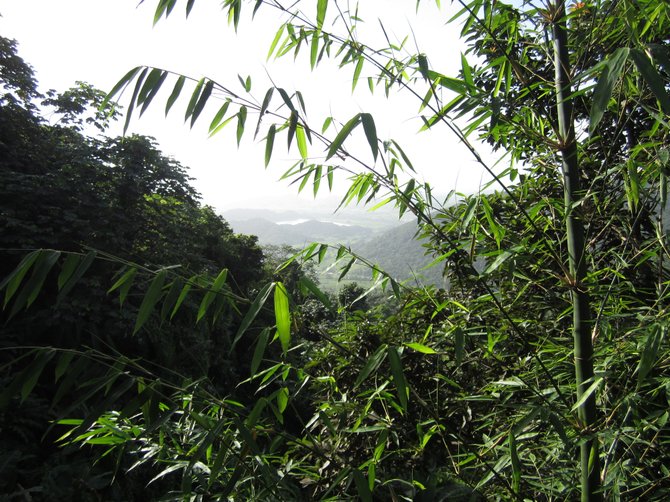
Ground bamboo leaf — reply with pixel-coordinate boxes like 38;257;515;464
190;80;214;127
133;270;167;334
571;376;603;412
197;268;228;323
630;48;670;114
296;124;308;159
355;345;387;388
186;0;196;17
251;329;270;377
236;105;247;146
274;281;290;354
57;251;96;304
184;78;205;122
316;0;328;30
326;113;361;160
405;342;436;354
108;267;137;307
265;124;276;167
267;24;286;60
2;250;41;307
208;100;231;133
310;32;319;69
352;468;373;502
454;326;465;365
299;275;333;312
103;66;142;107
57;254;80;291
123;67;148;134
170;279;193;319
387;346;408;411
276;386;289;413
232;282;274;350
589;48;629;133
255;87;274;138
10;250;60;317
287;111;298;152
352;55;364;91
509;429;521;493
361;113;378;161
165;75;186;116
160;276;183;321
637;323;665;385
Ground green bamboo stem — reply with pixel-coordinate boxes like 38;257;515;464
551;1;602;500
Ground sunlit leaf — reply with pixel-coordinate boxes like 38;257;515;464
316;0;328;30
405;342;436;354
277;386;289;413
296;124;308;159
274;281;290;353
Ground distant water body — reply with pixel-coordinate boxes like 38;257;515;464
277;219;352;227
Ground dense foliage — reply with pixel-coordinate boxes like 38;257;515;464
2;0;670;500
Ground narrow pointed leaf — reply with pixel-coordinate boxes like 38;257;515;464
387;346;409;411
326;113;361;160
589;48;628;133
103;66;142;107
197;268;228;323
296;125;308;159
134;270;167;334
274;281;290;353
1;250;41;306
630;48;670;114
277;386;289;413
405;342;436;354
316;0;328;30
57;251;96;303
190;80;214;127
232;282;274;350
165;75;186;116
251;329;270;376
361;113;378;161
123;68;148;134
265;124;276;167
209;100;231;133
184;78;205;122
236;105;247;146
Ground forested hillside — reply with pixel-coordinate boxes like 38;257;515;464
2;1;670;501
0;37;270;498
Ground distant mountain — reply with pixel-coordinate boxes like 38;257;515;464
352;220;447;287
223;205;407;230
228;217;370;246
224;207;447;288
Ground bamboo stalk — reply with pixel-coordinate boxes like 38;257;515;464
551;1;602;500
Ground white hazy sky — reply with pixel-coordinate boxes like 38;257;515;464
1;0;501;213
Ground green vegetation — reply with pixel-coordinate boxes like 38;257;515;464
2;1;670;500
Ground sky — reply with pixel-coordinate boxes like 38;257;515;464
1;0;502;214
